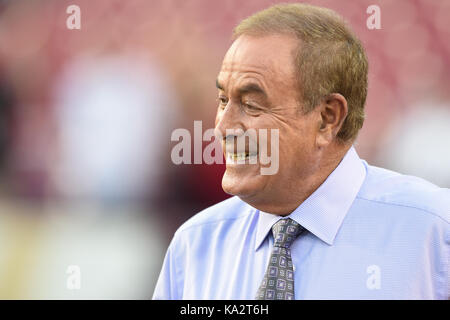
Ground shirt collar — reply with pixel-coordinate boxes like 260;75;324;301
254;146;366;250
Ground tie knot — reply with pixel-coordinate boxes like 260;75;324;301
272;218;303;248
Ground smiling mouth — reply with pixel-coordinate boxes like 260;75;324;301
226;152;258;163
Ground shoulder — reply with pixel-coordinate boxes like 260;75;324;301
175;196;255;235
357;163;450;224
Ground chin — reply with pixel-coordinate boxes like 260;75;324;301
221;169;266;199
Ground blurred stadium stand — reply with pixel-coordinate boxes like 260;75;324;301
0;0;448;298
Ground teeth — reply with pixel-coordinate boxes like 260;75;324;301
226;152;257;163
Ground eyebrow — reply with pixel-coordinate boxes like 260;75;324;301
216;79;224;90
216;79;267;98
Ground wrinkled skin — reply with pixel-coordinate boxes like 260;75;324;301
215;34;350;215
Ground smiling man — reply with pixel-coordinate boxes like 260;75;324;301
153;3;449;299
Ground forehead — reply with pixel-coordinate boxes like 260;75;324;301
218;34;298;87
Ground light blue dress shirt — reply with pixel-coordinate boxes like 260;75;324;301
153;147;450;299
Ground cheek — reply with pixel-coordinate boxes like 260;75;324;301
277;124;314;161
279;134;302;162
214;108;223;127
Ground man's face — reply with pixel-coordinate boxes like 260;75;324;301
215;34;320;211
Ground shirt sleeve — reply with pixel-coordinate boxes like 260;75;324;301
152;234;183;300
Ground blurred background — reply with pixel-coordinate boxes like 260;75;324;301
0;0;448;299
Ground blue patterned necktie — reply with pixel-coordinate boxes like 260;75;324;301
255;218;304;300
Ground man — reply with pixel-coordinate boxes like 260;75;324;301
153;3;449;299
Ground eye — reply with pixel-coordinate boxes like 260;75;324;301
217;96;228;109
243;102;262;116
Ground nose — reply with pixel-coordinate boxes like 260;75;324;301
214;102;245;141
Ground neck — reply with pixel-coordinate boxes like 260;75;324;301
245;143;351;216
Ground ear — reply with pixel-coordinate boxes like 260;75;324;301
316;93;348;148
